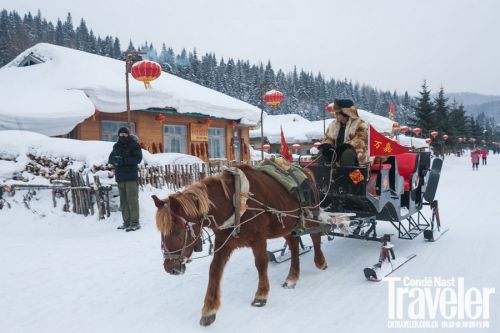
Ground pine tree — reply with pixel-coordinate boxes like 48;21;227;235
411;80;435;131
62;13;75;47
433;87;450;135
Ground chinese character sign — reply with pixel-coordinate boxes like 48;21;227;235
370;125;409;156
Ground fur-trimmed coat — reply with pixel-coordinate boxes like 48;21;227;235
323;106;369;164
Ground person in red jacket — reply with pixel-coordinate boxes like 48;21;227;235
481;148;488;165
471;150;480;171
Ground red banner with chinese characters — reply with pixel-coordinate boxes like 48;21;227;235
369;125;409;156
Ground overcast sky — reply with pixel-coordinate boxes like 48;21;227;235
4;0;500;96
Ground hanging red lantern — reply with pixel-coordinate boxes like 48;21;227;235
400;126;409;134
442;134;449;141
313;142;322;148
263;89;284;108
392;122;399;129
204;118;212;126
263;144;271;152
131;60;162;89
425;138;432;144
412;127;422;136
326;102;335;113
292;143;301;150
431;131;438;138
155;114;166;122
231;120;238;129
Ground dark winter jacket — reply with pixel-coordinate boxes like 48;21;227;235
108;137;143;182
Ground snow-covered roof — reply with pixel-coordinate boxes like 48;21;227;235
251;110;395;144
0;43;261;136
250;111;429;149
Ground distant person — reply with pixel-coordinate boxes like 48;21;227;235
471;149;480;171
108;127;143;231
318;99;369;166
481;148;488;165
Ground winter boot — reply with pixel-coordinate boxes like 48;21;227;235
117;224;130;230
126;224;141;232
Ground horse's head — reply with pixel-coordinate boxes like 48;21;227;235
152;184;212;275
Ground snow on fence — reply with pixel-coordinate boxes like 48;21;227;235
0;159;260;218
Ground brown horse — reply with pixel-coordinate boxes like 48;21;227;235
152;164;327;326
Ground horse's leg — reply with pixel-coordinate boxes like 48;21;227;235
283;234;300;288
310;232;328;270
250;239;270;307
200;243;233;326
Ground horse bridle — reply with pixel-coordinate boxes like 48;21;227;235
161;211;200;263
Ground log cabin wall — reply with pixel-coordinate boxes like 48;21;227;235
76;110;251;161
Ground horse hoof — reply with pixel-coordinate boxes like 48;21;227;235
199;314;216;326
282;281;296;289
251;298;267;307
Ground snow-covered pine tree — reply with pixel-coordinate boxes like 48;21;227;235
411;80;435;131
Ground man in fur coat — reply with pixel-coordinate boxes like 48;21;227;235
319;99;369;166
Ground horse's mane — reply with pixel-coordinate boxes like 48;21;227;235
156;174;231;235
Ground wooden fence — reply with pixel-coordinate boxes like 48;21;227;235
138;160;260;191
0;160;260;217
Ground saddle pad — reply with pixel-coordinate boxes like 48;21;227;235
256;158;310;205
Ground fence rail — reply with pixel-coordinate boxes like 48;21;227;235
0;160;260;216
138;160;259;191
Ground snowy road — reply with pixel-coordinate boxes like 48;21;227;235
1;154;499;332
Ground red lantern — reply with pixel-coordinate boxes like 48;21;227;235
204;118;212;126
155;114;166;122
313;142;322;148
292;143;301;150
263;144;271;152
400;126;409;134
392;122;399;129
425;138;432;144
431;131;438;138
263;89;284;108
326;102;335;113
231;120;238;129
412;127;422;136
131;60;162;89
442;135;449;141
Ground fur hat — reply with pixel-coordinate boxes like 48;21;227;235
334;99;359;119
118;127;130;135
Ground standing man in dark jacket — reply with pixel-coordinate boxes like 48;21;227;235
108;127;143;231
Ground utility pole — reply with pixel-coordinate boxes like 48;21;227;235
124;51;144;133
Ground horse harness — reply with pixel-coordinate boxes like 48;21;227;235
161;167;320;262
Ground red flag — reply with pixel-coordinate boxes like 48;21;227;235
280;126;293;162
388;101;395;120
370;125;409;156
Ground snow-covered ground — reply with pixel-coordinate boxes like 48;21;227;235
1;153;499;332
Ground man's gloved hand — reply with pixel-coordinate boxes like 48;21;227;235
318;143;334;160
318;143;333;152
338;143;353;153
113;155;124;167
